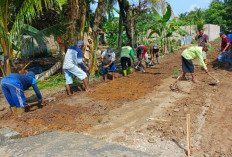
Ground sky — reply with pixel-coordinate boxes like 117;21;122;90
167;0;212;15
91;0;213;16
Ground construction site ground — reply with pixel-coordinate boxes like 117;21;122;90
0;42;232;156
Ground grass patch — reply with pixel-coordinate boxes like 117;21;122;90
34;73;83;90
172;67;180;76
32;69;103;90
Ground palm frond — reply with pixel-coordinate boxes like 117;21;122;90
10;0;53;39
0;21;9;43
19;23;67;52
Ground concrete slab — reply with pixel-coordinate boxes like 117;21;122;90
0;128;21;145
0;132;154;157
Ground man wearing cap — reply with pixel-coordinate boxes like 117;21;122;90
120;45;135;76
181;44;210;83
150;43;160;65
195;29;209;65
217;32;231;67
136;45;149;72
100;48;116;81
1;71;43;117
63;41;92;94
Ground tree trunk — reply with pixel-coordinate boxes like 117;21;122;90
131;9;135;49
118;9;123;55
66;0;79;46
118;0;133;47
38;61;62;80
90;0;106;75
79;1;87;41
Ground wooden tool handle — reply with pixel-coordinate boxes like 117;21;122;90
187;114;191;156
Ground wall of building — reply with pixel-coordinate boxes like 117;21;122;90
179;24;220;41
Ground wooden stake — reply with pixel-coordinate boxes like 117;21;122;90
187;114;191;156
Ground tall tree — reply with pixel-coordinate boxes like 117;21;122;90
79;0;91;40
66;0;79;46
90;0;106;74
118;0;133;48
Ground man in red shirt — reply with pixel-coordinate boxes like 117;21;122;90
136;45;149;72
217;32;231;67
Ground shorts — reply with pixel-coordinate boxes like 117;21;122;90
120;57;131;70
64;66;87;84
182;56;194;73
102;62;116;75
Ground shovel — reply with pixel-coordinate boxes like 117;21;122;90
208;73;220;84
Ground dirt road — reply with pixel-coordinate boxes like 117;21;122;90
0;42;232;156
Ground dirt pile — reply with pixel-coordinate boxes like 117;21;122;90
88;69;162;102
0;104;100;137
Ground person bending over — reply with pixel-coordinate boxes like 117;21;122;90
1;71;43;117
100;48;116;81
181;43;211;83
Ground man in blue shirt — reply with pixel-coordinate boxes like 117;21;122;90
63;41;92;95
1;71;43;117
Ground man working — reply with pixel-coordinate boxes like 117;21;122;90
120;45;135;76
217;32;231;68
136;45;149;72
63;40;92;94
181;43;211;83
150;44;160;65
195;29;209;65
100;48;116;81
1;71;43;117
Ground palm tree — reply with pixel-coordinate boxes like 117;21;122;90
90;0;107;74
66;0;79;46
0;0;64;76
118;0;132;47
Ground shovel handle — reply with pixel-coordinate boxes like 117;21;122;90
208;73;219;82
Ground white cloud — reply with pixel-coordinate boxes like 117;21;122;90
190;4;200;11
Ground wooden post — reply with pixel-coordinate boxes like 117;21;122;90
187;114;191;156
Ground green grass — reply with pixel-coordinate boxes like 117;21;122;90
34;73;83;90
172;67;180;76
207;37;221;54
32;69;103;90
210;37;221;44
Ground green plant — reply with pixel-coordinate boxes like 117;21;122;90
0;0;66;76
172;68;180;76
148;4;187;53
34;73;82;90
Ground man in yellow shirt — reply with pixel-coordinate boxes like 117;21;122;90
181;43;211;83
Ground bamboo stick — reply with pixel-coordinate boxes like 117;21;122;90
187;114;191;156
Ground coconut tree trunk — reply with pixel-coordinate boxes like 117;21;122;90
131;9;135;49
90;0;106;74
66;0;79;46
79;1;88;41
118;0;133;47
118;9;123;55
38;61;62;80
0;0;12;76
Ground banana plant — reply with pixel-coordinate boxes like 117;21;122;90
0;0;66;76
148;4;187;53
